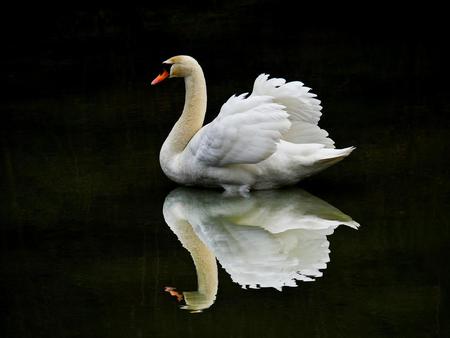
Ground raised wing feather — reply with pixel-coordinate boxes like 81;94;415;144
252;74;335;148
252;74;322;123
188;94;291;166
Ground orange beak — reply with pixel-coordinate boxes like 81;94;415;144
151;69;170;85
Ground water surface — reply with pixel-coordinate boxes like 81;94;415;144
1;7;449;338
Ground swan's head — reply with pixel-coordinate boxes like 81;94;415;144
151;55;199;85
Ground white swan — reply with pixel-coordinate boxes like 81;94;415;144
152;55;354;192
163;187;359;312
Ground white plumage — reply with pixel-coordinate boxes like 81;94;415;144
163;187;359;311
189;95;290;166
155;56;354;192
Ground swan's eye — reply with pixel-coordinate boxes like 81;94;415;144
163;63;173;73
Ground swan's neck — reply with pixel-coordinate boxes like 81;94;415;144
163;66;207;155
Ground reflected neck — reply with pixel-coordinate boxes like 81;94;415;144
185;232;218;306
167;218;218;312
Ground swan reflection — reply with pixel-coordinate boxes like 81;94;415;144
163;188;359;312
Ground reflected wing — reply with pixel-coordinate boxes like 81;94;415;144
192;218;332;290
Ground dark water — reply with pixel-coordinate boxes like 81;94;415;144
1;6;450;338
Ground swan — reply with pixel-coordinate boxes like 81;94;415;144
163;187;360;312
152;55;354;193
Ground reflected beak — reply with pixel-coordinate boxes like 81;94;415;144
164;286;184;302
151;69;170;85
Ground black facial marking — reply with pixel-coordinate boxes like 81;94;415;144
162;63;172;73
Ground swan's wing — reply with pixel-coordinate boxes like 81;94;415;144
187;94;291;166
188;74;335;167
252;74;335;148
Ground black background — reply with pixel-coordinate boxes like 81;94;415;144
1;4;450;338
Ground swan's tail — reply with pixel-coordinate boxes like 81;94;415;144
306;145;355;177
316;146;355;165
276;142;355;178
279;142;354;163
